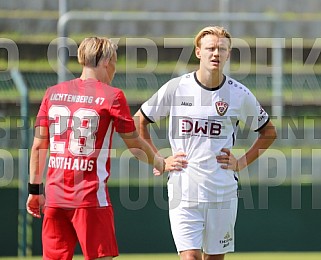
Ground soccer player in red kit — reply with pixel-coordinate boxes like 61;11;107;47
26;36;187;260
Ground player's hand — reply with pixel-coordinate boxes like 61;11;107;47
26;194;45;218
153;152;188;176
216;148;239;172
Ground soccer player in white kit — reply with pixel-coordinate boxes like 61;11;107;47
134;26;277;260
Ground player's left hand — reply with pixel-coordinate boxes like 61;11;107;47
216;148;239;172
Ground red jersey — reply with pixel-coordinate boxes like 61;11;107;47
36;78;135;208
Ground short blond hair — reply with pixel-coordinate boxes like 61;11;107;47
194;26;232;49
77;37;118;67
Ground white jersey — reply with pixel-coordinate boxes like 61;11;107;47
141;72;269;202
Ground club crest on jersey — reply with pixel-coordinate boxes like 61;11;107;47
215;101;229;116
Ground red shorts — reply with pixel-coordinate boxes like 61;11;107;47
42;207;119;260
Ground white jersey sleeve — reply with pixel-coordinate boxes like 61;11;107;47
141;77;181;122
239;89;269;131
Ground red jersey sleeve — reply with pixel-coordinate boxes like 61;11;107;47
35;89;49;127
110;90;136;133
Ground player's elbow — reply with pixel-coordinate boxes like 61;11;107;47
263;123;277;143
31;137;49;151
259;121;277;143
269;126;277;143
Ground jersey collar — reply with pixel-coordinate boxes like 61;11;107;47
193;71;226;91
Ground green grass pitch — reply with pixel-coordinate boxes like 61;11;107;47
1;253;321;259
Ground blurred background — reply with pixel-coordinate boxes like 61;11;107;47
0;0;320;257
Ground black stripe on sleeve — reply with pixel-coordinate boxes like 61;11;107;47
254;118;270;132
140;107;155;123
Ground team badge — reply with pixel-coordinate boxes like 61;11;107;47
215;100;229;116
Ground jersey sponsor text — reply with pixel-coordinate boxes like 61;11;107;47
178;117;222;138
48;156;95;171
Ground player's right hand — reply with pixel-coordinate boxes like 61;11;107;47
154;152;188;175
26;194;45;218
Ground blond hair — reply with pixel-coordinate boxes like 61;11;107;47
77;37;118;67
194;26;232;49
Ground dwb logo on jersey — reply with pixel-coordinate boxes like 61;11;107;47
215;101;229;116
178;117;222;138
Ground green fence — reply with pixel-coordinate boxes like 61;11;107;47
1;72;321;106
1;185;321;256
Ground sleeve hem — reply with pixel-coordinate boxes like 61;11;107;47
254;118;270;132
140;107;155;123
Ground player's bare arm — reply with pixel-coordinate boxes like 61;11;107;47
119;130;187;174
217;120;277;172
26;126;49;218
133;110;159;153
133;110;188;174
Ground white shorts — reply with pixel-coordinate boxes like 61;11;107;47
169;198;238;255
